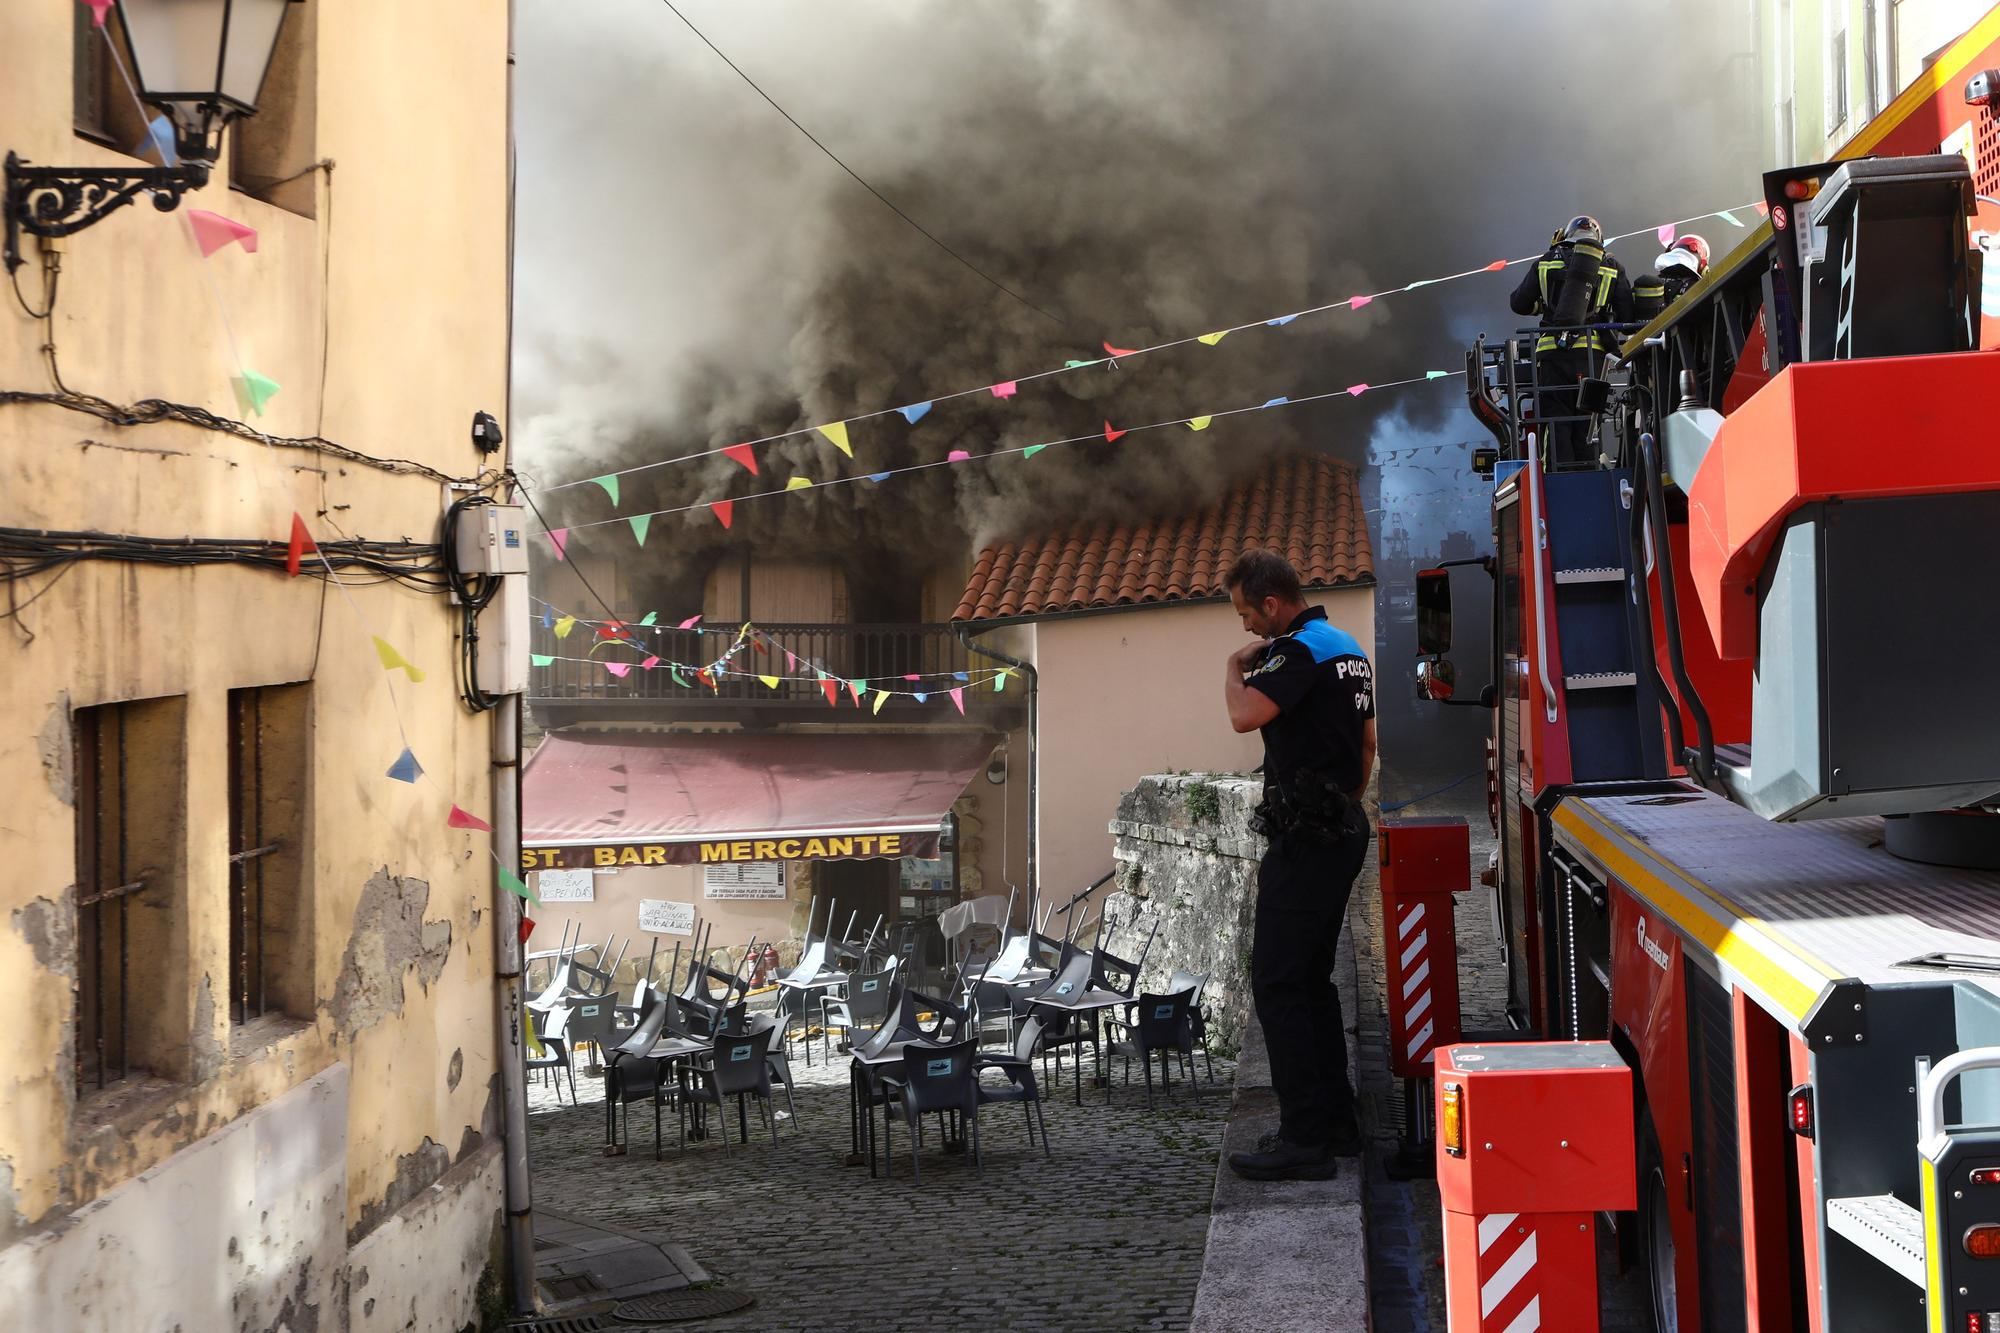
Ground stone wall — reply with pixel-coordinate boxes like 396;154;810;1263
1102;774;1266;1057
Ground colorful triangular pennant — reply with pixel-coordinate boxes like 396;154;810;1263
1103;421;1126;442
387;747;423;783
990;382;1017;399
709;500;734;528
949;687;965;715
722;443;759;474
372;636;424;682
286;511;317;577
233;370;280;418
547;528;568;560
816;422;852;456
554;616;576;639
589;474;620;505
898;402;933;425
447;804;493;832
1197;331;1228;346
1187;417;1212;431
785;477;812;491
187;209;258;258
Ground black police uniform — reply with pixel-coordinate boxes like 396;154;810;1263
1509;241;1634;469
1242;606;1374;1147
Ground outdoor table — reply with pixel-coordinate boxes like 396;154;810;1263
1027;987;1132;1105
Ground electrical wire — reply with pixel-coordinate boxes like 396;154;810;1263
0;528;450;602
654;0;1071;331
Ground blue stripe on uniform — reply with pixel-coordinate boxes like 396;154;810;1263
1290;619;1364;664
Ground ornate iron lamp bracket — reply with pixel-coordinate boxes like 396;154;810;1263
4;151;213;274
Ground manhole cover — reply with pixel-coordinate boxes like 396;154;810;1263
508;1317;612;1333
612;1288;756;1323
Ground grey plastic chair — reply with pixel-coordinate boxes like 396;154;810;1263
879;1037;982;1182
677;1025;778;1155
1166;968;1217;1083
1105;987;1200;1107
976;1015;1051;1156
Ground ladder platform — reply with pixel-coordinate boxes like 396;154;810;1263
1827;1194;1926;1287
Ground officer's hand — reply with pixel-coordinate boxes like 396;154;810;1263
1231;640;1271;670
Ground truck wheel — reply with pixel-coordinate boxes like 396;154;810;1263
1639;1109;1680;1333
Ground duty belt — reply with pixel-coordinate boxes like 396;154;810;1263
1251;770;1353;841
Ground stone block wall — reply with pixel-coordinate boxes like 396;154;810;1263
1102;774;1266;1057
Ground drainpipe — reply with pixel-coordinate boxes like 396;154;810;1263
495;0;537;1312
956;625;1037;928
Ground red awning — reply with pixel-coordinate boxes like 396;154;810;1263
521;730;999;849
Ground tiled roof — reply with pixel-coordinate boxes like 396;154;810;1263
952;455;1374;622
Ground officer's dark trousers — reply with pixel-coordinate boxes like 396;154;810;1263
1250;801;1372;1145
1536;350;1594;469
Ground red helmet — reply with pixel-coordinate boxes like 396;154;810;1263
1671;234;1711;271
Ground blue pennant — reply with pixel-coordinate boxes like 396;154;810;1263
898;402;934;425
387;747;423;784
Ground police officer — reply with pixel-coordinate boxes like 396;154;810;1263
1509;214;1634;469
1221;549;1376;1180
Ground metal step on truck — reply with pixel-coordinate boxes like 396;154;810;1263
1382;8;2000;1331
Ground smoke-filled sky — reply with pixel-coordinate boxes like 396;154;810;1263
514;1;1758;601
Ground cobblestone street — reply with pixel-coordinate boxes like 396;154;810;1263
527;1029;1234;1332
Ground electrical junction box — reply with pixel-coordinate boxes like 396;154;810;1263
456;502;528;576
476;573;529;696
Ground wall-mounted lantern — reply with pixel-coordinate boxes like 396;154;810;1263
5;0;297;272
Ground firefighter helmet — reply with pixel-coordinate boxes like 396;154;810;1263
1558;215;1603;245
1656;247;1702;280
1671;234;1712;271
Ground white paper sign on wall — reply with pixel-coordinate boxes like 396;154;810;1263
638;899;695;935
703;862;786;900
536;868;595;903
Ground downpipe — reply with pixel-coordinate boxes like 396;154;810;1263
492;691;536;1312
957;625;1037;927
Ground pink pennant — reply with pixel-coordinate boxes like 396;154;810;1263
1347;295;1373;310
1346;383;1370;397
785;650;798;671
1103;342;1138;358
547;528;568;560
1657;223;1677;247
186;209;258;258
447;804;493;833
1753;201;1769;217
81;0;113;28
640;656;661;670
709;499;734;529
678;615;703;630
604;662;632;678
948;687;966;715
1484;260;1507;272
722;443;759;475
1103;421;1126;443
903;674;921;681
948;449;971;462
990;381;1018;399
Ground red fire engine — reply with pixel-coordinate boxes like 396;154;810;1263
1389;9;2000;1331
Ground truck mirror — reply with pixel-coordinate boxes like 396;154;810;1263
1416;657;1457;702
1417;568;1452;656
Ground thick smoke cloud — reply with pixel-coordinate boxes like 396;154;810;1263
514;1;1757;607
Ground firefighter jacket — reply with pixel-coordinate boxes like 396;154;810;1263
1509;242;1635;352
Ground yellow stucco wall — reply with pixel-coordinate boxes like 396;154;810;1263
0;0;511;1306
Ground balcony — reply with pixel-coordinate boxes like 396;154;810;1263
527;622;1024;729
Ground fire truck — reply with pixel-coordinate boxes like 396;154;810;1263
1393;10;2000;1332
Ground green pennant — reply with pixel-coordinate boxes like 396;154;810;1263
591;474;621;505
500;868;538;905
638;612;658;626
629;513;652;545
530;653;555;667
670;667;690;688
994;669;1009;692
233;370;281;417
1023;445;1049;460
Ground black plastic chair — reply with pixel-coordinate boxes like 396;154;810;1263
526;1006;578;1105
1105;988;1200;1107
603;995;671;1153
880;1037;982;1181
677;1025;778;1155
736;1013;801;1134
821;962;898;1063
1166;968;1217;1082
976;1015;1051;1156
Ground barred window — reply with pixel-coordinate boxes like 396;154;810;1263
227;685;312;1029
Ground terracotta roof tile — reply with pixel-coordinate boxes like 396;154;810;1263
951;454;1375;621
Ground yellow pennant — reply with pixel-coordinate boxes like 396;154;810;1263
785;477;813;491
1187;416;1213;431
759;675;781;689
815;422;852;456
553;615;576;639
1197;331;1228;346
372;636;425;682
872;689;889;715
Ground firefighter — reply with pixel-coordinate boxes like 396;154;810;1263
1221;549;1376;1181
1509;214;1634;468
1655;233;1710;302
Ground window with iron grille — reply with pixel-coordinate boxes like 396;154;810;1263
227;685;312;1027
74;696;185;1093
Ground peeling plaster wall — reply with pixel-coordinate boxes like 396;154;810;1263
0;1;511;1326
346;1144;502;1333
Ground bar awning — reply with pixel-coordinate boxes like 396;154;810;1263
520;730;1000;869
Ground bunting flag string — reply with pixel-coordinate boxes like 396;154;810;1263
535;201;1758;496
533;366;1466;540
